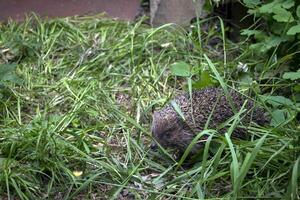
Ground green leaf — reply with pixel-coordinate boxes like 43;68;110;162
297;5;300;18
285;156;300;199
293;84;300;92
241;29;265;40
240;29;262;36
192;70;215;89
0;157;5;169
273;7;294;22
0;63;17;80
171;100;186;120
283;70;300;80
1;74;22;85
258;0;294;22
225;132;239;191
281;0;294;9
238;74;253;87
262;95;294;107
287;24;300;35
237;134;267;194
259;2;278;14
170;61;191;77
271;109;288;126
243;0;261;8
250;36;287;52
203;0;213;13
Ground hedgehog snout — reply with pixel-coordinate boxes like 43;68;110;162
150;142;158;150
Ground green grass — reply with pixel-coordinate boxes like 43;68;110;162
0;14;299;199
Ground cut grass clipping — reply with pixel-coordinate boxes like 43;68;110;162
0;14;299;199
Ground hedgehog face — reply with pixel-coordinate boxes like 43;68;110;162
151;111;195;152
152;111;180;148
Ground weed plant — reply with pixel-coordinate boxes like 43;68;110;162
0;14;299;199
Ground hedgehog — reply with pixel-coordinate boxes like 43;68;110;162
151;87;269;154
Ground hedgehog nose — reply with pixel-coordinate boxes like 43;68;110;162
150;142;158;151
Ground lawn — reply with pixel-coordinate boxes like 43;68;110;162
0;14;299;199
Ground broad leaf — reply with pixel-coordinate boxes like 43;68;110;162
238;74;253;87
241;29;265;40
192;70;215;89
297;5;300;18
281;0;294;9
258;0;294;22
170;61;191;77
293;84;300;92
0;63;17;80
273;8;294;22
283;70;300;80
287;24;300;35
259;2;278;14
271;109;288;126
262;95;294;107
243;0;261;8
250;36;287;52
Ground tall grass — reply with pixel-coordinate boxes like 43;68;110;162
0;14;299;199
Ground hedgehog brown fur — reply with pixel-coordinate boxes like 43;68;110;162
151;87;269;154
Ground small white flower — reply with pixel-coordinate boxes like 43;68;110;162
161;42;172;48
237;62;248;72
